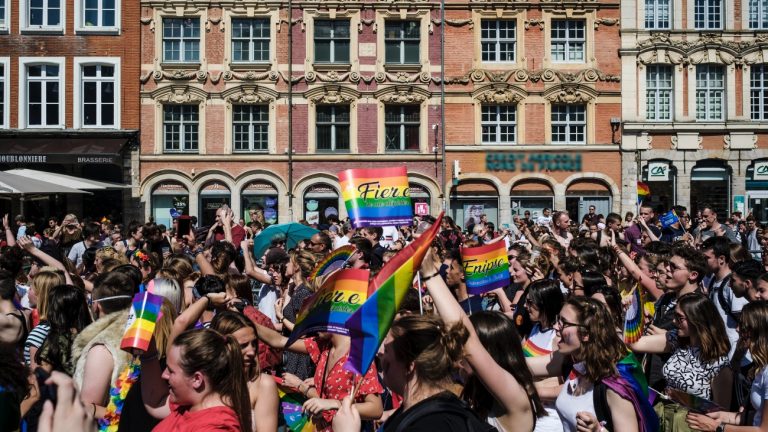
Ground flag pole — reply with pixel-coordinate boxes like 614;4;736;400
416;273;424;315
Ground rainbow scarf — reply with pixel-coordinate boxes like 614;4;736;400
285;268;370;347
308;245;356;281
344;212;443;375
98;356;141;431
623;286;644;345
339;167;413;228
461;241;510;295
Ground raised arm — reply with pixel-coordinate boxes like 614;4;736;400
168;292;229;351
3;215;15;247
195;250;216;276
17;236;73;285
628;332;672;354
607;232;662;299
240;239;272;284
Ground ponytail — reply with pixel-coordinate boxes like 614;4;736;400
223;335;253;432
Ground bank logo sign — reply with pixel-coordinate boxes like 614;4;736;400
755;161;768;181
648;161;669;182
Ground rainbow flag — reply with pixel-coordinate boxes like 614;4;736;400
637;182;650;204
120;292;163;353
338;167;413;228
344;212;444;375
308;245;356;281
461;242;510;295
285;269;370;347
274;378;315;432
623;286;644;345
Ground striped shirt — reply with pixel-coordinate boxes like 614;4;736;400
24;323;50;365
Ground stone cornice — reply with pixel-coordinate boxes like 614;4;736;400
636;32;768;65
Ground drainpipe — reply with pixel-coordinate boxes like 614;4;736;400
287;1;294;221
440;0;447;212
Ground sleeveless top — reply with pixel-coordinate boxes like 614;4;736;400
523;324;556;358
555;368;595;432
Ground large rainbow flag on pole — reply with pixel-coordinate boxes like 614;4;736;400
344;212;444;375
461;241;510;295
338;167;413;228
285;268;370;347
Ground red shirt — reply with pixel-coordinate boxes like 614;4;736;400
243;305;282;370
304;337;383;431
214;225;246;250
152;404;241;432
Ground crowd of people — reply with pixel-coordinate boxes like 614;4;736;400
0;201;767;432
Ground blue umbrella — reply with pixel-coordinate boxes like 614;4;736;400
252;223;320;258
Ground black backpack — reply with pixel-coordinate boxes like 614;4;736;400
391;393;498;432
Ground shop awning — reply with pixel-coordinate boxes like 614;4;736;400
0;135;132;165
0;171;91;195
6;169;128;190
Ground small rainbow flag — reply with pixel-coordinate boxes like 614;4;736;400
308;245;356;281
637;182;650;204
461;241;510;295
344;212;443;376
286;269;370;347
623;286;644;345
338;167;413;228
120;292;163;353
274;378;315;432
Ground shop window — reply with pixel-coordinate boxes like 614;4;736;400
200;182;231;227
233;105;268;152
646;65;673;121
481;20;516;63
22;60;64;128
690;163;730;218
152;182;189;228
77;62;118;128
551;20;585;63
751;64;768;120
695;0;723;29
481;105;516;145
450;181;500;230
642;161;677;213
163;105;199;153
241;181;278;225
385;21;420;65
385;105;420;151
304;183;339;226
409;183;431;216
315;20;350;64
163;18;200;63
696;65;724;121
551;104;585;144
231;18;270;63
646;0;671;29
77;0;117;31
749;0;768;28
317;105;350;152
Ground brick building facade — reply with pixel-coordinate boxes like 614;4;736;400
620;0;768;222
0;0;140;220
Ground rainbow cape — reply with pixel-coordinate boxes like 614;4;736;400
274;378;315;432
344;212;444;375
339;167;413;228
285;268;370;347
120;292;163;353
461;241;510;295
623;286;644;345
308;245;356;281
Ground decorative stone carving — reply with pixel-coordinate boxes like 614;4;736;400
358;19;377;33
152;70;208;82
378;86;427;104
154;85;208;104
277;18;304;33
140;16;155;32
594;17;619;29
724;132;758;149
476;87;524;104
307;86;356;104
430;18;474;30
221;70;278;82
206;15;223;32
225;85;275;104
545;85;594;103
524;19;544;30
637;32;768;65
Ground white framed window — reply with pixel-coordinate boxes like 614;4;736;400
163;105;199;152
695;0;723;29
385;21;420;65
645;0;671;29
481;105;516;144
696;65;724;121
315;20;350;64
551;20;585;63
0;0;10;32
76;0;118;32
163;18;201;63
751;64;768;120
22;0;64;31
19;57;65;128
385;105;420;151
0;58;8;128
316;105;350;151
646;65;673;121
231;19;270;63
74;58;120;128
481;20;516;63
233;105;269;152
749;0;768;29
551;105;586;144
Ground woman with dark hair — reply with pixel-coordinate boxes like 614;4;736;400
210;311;278;432
527;297;657;432
35;284;92;374
0;345;29;431
630;293;731;430
588;285;624;332
110;264;144;294
130;250;159;287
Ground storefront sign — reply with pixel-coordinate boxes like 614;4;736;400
647;161;670;182
755;161;768;180
486;153;582;172
414;202;429;216
0;154;120;165
733;195;745;214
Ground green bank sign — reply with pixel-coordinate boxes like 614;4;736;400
486;153;582;172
